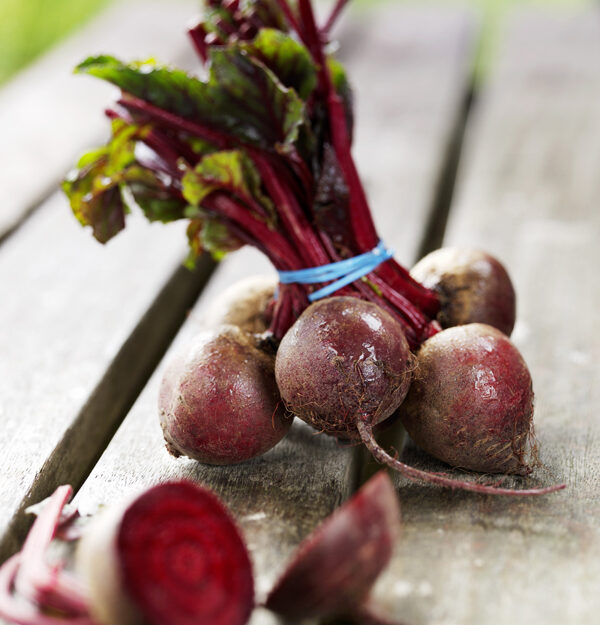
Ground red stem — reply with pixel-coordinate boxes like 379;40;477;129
357;420;566;496
253;153;331;267
188;21;208;62
15;487;90;617
326;89;378;251
119;95;230;149
322;0;350;34
367;272;429;331
0;486;97;625
204;194;304;270
274;0;307;44
382;259;441;317
0;555;96;625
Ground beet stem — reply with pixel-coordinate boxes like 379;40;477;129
119;95;231;149
0;486;95;625
357;420;566;496
188;21;208;62
15;487;91;616
0;554;95;625
274;0;306;43
322;0;350;34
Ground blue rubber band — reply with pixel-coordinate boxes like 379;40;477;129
278;241;393;302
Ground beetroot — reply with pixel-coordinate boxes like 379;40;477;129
202;275;277;334
275;297;413;440
357;323;566;495
0;482;254;625
266;471;400;621
411;248;516;336
398;323;535;474
159;324;292;464
277;298;564;495
77;481;254;625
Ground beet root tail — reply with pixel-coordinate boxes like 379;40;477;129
357;419;565;496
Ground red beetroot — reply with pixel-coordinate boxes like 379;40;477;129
410;247;516;336
159;324;292;464
277;299;564;495
275;297;413;440
398;323;535;475
266;471;400;621
77;481;254;625
0;482;254;625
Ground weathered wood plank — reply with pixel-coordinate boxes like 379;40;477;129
349;6;475;265
0;0;198;239
0;193;214;562
72;7;475;625
376;9;600;625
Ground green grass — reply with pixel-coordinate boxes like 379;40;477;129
0;0;111;86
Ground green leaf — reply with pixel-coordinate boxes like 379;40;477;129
62;121;137;243
243;29;317;100
62;121;186;242
76;49;307;154
208;46;305;153
186;217;243;266
247;0;290;33
181;150;273;221
62;150;126;244
76;56;208;120
122;167;187;223
202;5;236;41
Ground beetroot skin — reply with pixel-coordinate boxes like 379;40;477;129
266;471;400;620
275;297;413;440
411;247;516;336
399;323;535;474
159;324;292;464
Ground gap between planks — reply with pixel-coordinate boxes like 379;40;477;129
0;247;215;563
373;7;600;625
0;0;220;561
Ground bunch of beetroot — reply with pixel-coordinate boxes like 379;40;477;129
0;474;401;625
62;0;439;347
64;0;564;495
159;249;563;496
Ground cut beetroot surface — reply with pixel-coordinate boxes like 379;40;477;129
117;481;254;625
265;471;400;619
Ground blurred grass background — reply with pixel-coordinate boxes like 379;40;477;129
0;0;591;87
0;0;110;85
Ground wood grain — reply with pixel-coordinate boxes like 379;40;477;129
377;8;600;625
0;192;214;561
0;0;198;239
71;7;476;625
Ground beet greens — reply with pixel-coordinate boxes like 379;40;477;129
62;0;440;347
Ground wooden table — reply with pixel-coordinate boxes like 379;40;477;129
1;2;598;624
